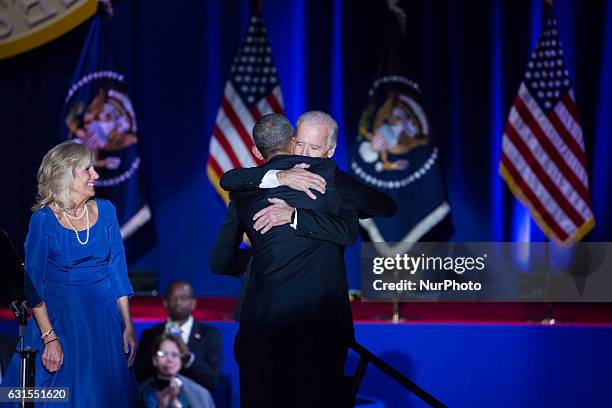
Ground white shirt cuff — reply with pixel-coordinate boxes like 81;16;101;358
259;169;281;188
290;209;298;229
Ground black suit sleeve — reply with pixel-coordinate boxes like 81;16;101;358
220;167;269;192
294;208;359;245
335;169;398;218
209;201;252;277
219;163;368;244
183;326;222;390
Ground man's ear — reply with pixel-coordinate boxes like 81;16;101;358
326;143;337;158
252;145;264;161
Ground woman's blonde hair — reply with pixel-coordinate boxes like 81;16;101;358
33;141;96;211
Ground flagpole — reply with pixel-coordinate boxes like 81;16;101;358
540;229;556;325
541;0;556;325
502;0;592;322
378;0;405;324
525;229;556;324
392;269;405;323
375;268;408;324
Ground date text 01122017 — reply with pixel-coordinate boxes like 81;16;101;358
0;387;69;402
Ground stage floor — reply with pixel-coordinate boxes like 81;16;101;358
1;298;611;408
3;297;611;324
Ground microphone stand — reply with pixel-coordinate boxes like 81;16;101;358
10;301;37;408
1;230;36;408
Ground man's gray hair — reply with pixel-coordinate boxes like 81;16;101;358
296;111;338;149
252;113;294;159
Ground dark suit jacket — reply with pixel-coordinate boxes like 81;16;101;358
215;155;398;301
134;319;222;391
231;155;352;331
211;155;396;337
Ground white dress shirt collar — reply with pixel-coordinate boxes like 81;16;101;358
165;315;194;345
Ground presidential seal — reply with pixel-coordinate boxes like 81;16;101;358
62;71;140;188
352;75;438;191
351;75;451;256
357;76;430;174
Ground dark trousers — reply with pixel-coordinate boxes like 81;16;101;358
235;322;350;408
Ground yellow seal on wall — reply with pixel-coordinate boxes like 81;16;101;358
0;0;97;60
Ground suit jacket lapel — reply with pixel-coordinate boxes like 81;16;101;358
188;321;203;347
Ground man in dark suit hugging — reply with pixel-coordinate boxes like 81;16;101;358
211;113;396;407
134;280;222;393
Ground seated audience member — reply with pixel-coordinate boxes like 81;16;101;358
138;333;215;408
135;280;222;391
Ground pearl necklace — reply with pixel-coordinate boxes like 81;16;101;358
62;204;86;220
62;204;90;245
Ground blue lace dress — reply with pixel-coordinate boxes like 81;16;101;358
1;199;137;407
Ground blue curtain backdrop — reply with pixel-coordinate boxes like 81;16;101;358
1;0;610;296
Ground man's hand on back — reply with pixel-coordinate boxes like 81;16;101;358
253;198;295;234
277;163;326;200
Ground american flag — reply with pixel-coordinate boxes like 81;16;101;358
500;4;594;245
207;11;284;203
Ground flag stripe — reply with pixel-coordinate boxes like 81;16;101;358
207;155;224;180
500;7;594;244
266;92;283;114
554;99;585;151
504;123;585;227
225;82;257;137
546;107;587;169
250;105;262;122
515;92;590;198
502;135;573;235
508;108;592;221
502;140;574;235
519;85;589;186
209;136;234;173
207;12;284;201
256;97;273;116
215;107;257;168
272;86;284;108
501;152;569;241
562;91;580;124
213;127;242;168
221;98;258;164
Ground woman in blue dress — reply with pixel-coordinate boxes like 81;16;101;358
1;141;138;406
